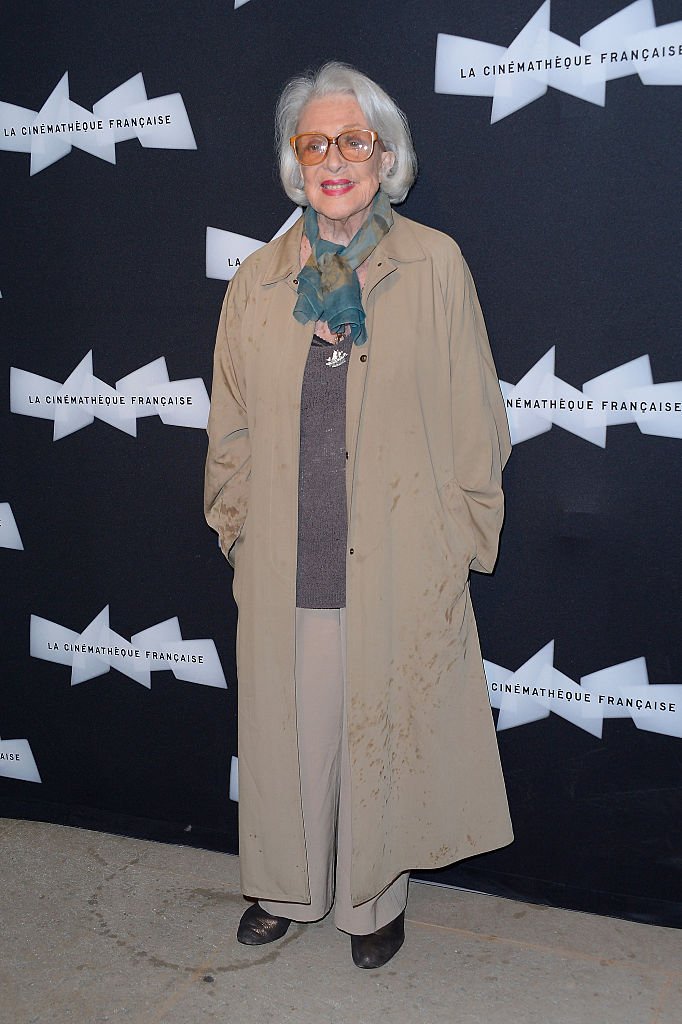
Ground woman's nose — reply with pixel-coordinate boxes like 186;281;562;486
323;141;345;172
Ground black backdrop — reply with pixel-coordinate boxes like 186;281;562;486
2;0;681;927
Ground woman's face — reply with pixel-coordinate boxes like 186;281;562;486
297;94;395;242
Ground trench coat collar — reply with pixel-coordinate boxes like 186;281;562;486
260;207;427;288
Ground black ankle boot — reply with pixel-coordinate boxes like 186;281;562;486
237;903;292;945
350;911;405;969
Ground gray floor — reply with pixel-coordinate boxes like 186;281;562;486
1;818;680;1024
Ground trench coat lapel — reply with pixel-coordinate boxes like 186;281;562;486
260;217;313;453
346;212;427;515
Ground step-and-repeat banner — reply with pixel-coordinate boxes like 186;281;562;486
2;1;681;926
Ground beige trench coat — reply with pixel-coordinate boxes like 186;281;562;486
205;210;513;906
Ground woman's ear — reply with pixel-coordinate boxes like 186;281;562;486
380;149;396;179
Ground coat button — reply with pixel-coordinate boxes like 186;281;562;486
292;278;299;285
349;548;355;555
360;354;367;362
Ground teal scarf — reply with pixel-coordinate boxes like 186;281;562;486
293;190;393;345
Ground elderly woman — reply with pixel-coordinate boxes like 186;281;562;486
205;61;512;969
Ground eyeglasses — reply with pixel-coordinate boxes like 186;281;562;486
289;129;379;166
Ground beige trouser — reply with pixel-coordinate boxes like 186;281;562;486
261;607;409;935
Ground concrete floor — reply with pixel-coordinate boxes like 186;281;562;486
1;818;680;1024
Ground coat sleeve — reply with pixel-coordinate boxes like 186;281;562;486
204;269;251;566
444;245;511;574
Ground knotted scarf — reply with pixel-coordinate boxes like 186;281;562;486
293;189;393;346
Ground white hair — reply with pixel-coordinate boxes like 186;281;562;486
275;62;417;206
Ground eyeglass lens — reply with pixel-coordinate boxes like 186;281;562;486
295;130;375;164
